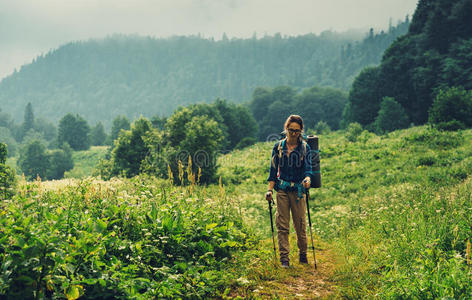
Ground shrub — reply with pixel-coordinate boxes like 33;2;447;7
0;143;16;199
313;120;331;135
429;87;472;130
47;144;74;180
345;122;363;142
416;154;436;166
18;140;50;180
234;137;256;150
405;128;464;149
374;97;409;133
110;118;152;178
435;119;466;131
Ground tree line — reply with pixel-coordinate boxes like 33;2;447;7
98;99;257;184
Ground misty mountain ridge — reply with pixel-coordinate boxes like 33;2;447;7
0;19;409;126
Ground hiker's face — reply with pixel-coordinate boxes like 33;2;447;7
287;123;301;137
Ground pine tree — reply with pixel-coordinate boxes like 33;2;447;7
22;102;35;139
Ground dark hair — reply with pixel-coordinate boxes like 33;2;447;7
284;115;304;131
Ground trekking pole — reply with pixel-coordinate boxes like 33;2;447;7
305;190;317;269
268;198;277;262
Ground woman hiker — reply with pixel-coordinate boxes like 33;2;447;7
265;114;313;267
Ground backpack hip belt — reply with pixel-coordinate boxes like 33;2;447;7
276;179;306;202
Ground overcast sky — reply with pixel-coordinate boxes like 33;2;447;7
0;0;418;80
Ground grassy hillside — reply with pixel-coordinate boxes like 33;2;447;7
64;146;108;179
2;126;471;298
216;125;472;298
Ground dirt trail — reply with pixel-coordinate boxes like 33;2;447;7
233;239;339;299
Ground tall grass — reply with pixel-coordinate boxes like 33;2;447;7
0;174;254;299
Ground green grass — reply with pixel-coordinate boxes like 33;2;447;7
217;126;472;298
64;146;109;179
2;126;472;298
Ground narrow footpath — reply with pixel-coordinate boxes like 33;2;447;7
232;239;339;299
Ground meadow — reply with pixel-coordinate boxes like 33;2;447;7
1;125;472;299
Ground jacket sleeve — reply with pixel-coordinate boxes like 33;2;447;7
304;143;314;179
267;144;278;182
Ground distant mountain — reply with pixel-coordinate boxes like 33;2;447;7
0;19;409;126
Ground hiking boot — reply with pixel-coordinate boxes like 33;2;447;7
281;260;290;268
299;253;308;264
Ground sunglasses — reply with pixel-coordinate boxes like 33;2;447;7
287;128;301;134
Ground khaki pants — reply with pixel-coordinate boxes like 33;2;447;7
275;189;307;262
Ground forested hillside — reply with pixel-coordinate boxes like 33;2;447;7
0;19;409;125
344;0;472;129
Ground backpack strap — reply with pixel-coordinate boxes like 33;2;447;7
301;140;307;162
277;138;286;159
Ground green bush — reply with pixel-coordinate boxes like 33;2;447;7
416;154;436;166
429;87;472;130
0;177;253;298
345;122;363;142
405;128;464;149
0;143;16;199
436;119;466;131
374;97;409;133
234;137;256;150
18;140;50;180
313;120;331;135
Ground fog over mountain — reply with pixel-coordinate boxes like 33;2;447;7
0;19;409;126
0;0;417;79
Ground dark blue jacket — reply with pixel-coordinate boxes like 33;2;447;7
267;139;313;185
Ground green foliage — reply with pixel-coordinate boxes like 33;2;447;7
90;122;107;146
165;104;227;148
234;137;257;150
33;117;57;142
347;0;472;127
405;127;464;149
150;115;167;130
102;100;245;183
17;140;75;181
108;115;130;145
345;122;363;142
428;86;472;130
313;120;331;135
110;118;152;178
0;143;16;199
47;144;74;180
22;102;35;140
212;99;257;150
18;140;50;180
66;146;108;179
178;116;224;184
0;163;16;199
58;113;91;151
374;97;410;133
0;22;409;126
346;66;382;126
441;39;472;91
0;142;6;164
0;176;252;298
250;85;347;140
0;127;17;157
294;86;348;131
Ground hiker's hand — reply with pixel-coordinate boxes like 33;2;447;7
303;177;311;189
266;190;273;202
